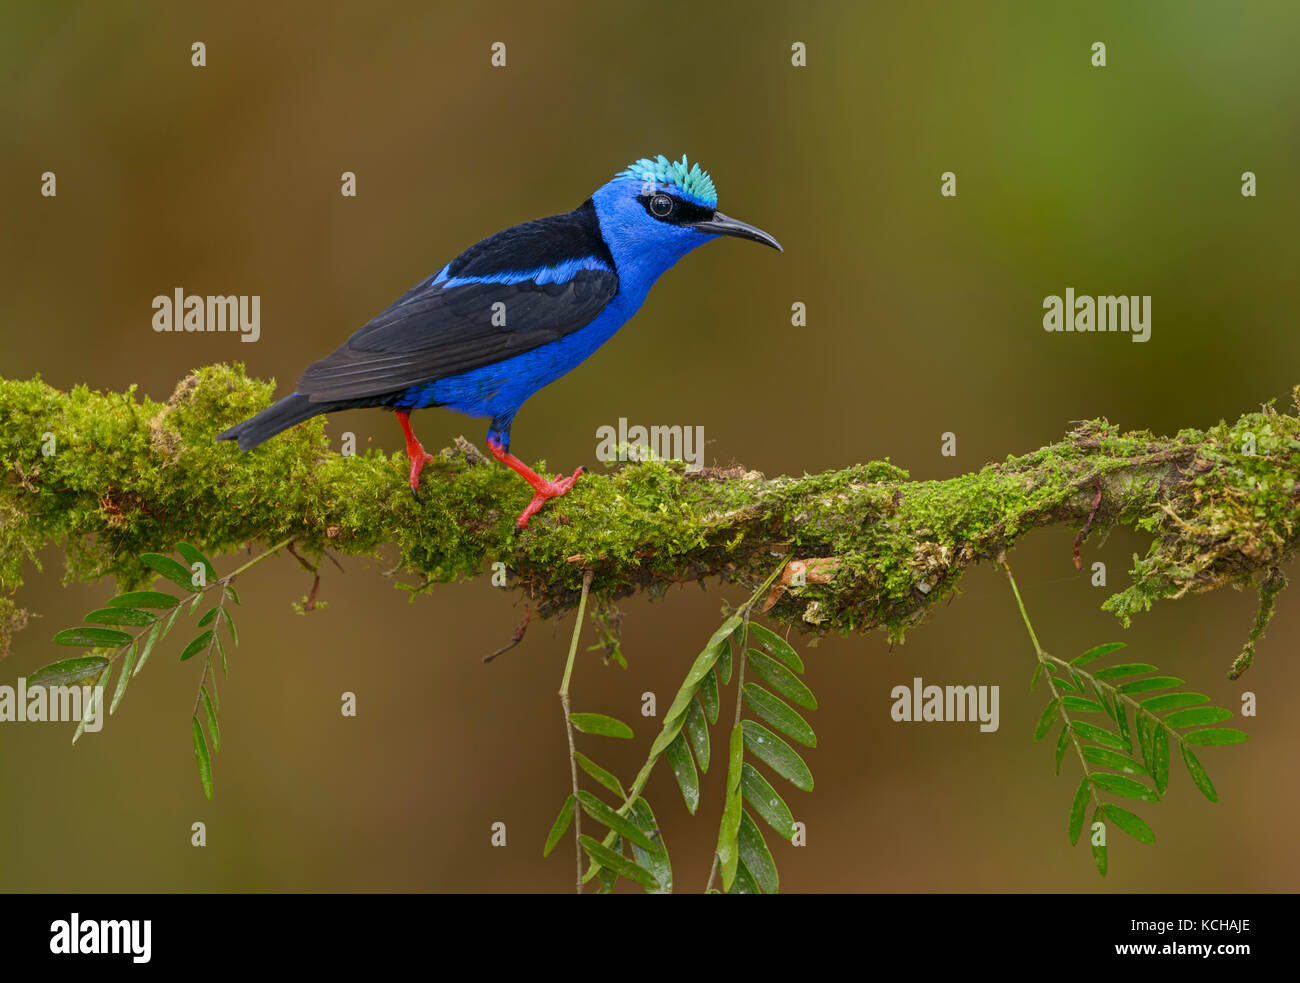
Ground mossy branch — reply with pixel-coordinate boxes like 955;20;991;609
3;365;1299;668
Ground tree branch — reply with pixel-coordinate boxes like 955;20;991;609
3;365;1298;667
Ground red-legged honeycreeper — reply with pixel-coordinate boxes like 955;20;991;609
216;154;782;528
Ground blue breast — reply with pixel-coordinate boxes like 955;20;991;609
417;284;650;442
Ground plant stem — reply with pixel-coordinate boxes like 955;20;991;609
1001;556;1043;657
707;591;755;894
1000;558;1105;825
223;537;294;581
559;568;593;894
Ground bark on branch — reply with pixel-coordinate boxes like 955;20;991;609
2;365;1298;669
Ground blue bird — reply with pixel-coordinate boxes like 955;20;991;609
217;154;782;528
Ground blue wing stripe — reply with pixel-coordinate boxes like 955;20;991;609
434;256;614;290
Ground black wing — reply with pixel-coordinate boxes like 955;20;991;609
296;268;619;403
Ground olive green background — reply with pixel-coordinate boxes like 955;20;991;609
2;1;1297;892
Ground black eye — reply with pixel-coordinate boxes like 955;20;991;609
650;194;673;217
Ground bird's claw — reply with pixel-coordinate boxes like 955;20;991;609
407;450;435;502
514;465;585;529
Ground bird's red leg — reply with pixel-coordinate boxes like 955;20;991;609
486;437;583;529
395;410;435;498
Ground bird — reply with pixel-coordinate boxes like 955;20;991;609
216;154;782;528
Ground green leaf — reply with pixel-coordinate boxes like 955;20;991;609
83;607;155;627
1072;642;1125;667
652;617;738;749
223;584;241;605
745;650;817;710
53;627;132;648
1115;699;1132;753
1068;777;1089;845
192;715;214;800
197;606;221;628
200;687;220;753
1153;723;1170;796
1162;706;1233;729
1030;661;1045;691
1069;667;1089;699
573;752;625;800
684;697;710;772
224;611;239;647
628;798;671;894
699;667;720;725
136;606;179;677
71;667;109;744
1117;676;1185;695
1183;728;1249;747
28;655;110;687
176;543;216;586
1054;725;1070;775
742;720;813;791
746;623;803;673
1081;746;1147;775
179;631;213;662
1034;699;1060;741
743;683;816;747
597;837;621;894
1062;695;1106;715
1071;720;1128;751
1090;807;1108;877
542;794;574;857
575;791;654;850
664;732;700;814
1092;773;1159;803
110;642;136;715
1180;744;1218;803
568;713;633;739
1136;712;1156;774
578;835;660;891
1140;692;1208;712
717;633;734;685
1095;663;1157;680
727;856;762;895
737;810;779;894
107;591;179;609
1093;683;1116;721
1048;668;1077;694
206;658;220;711
142;552;201;592
1102;804;1155;844
717;725;744;892
741;763;796;839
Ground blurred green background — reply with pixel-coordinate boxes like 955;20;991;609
2;0;1298;892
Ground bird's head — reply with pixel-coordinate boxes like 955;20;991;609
591;155;781;285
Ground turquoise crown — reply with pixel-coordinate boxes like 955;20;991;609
616;154;717;208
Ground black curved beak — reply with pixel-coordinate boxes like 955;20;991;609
690;211;783;252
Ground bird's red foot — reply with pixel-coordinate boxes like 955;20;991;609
487;437;583;528
396;409;436;500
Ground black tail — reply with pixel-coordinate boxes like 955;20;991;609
216;393;326;451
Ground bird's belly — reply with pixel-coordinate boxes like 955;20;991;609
428;297;640;420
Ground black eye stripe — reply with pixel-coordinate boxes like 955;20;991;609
637;193;714;226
